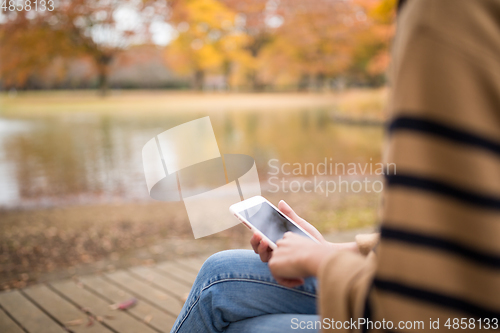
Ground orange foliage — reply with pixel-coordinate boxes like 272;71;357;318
0;0;168;93
1;0;396;90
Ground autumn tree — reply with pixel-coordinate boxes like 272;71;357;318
0;0;169;95
220;0;274;90
349;0;396;84
259;0;359;90
0;10;75;89
220;0;395;90
0;0;395;92
165;0;251;90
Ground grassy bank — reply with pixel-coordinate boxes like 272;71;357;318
0;89;388;119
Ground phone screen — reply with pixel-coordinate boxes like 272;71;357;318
239;202;311;243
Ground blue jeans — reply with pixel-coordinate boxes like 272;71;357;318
171;250;320;333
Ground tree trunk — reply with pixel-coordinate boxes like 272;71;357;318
223;61;231;91
249;71;260;91
298;73;310;91
193;69;205;91
246;34;270;92
98;68;108;97
96;54;113;97
315;73;326;92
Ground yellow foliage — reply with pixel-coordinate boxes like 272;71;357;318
1;0;396;90
371;0;397;24
165;0;252;76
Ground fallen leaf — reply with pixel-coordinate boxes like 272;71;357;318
86;316;94;327
65;319;83;326
110;298;137;310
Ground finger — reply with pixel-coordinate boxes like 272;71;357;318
278;200;303;223
250;233;261;253
277;232;294;246
258;238;268;252
278;200;313;231
278;200;324;241
275;277;304;288
258;239;272;262
260;247;272;262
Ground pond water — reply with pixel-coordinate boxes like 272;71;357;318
0;109;384;209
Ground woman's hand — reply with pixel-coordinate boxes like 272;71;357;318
268;232;328;287
250;200;328;262
250;232;273;262
249;200;359;287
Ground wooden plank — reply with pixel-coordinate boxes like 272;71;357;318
23;284;110;333
154;261;198;285
105;270;183;316
0;290;66;333
50;280;158;333
0;308;25;333
128;266;192;300
174;256;208;273
80;275;176;332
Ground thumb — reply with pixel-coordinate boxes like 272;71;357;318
278;200;299;221
278;200;324;242
278;200;306;225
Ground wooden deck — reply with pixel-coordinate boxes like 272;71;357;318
0;228;374;333
0;255;209;333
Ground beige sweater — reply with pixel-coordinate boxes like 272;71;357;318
318;0;500;331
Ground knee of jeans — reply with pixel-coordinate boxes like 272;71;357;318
198;249;250;281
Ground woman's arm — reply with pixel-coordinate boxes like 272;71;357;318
250;200;359;258
249;200;366;286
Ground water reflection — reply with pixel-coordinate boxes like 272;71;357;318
0;109;383;208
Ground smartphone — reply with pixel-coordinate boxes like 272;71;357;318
229;196;319;249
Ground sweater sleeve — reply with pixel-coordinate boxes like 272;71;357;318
318;251;377;331
317;233;379;329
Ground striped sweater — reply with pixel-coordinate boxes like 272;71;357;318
318;0;500;331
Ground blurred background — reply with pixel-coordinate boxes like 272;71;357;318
0;0;395;289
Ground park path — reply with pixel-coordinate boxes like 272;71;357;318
0;228;374;333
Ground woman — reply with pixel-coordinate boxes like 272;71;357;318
171;200;377;333
172;0;500;331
